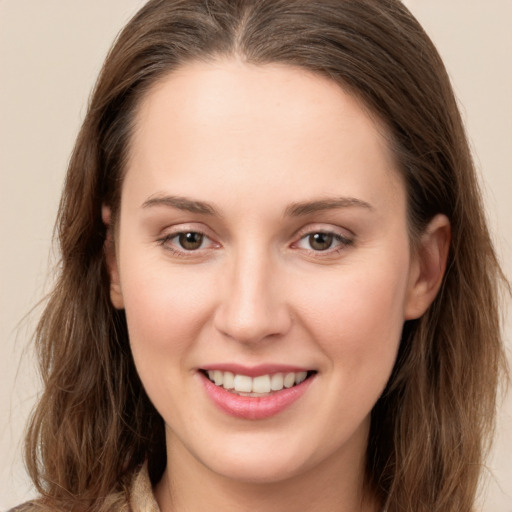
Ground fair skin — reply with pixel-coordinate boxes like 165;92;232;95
104;59;449;512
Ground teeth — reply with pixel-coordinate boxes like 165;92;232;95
234;374;252;392
223;371;235;389
252;375;271;393
284;372;295;388
270;373;284;391
213;370;223;386
295;371;307;384
206;370;311;394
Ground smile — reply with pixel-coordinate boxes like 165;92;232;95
204;370;312;396
199;367;316;419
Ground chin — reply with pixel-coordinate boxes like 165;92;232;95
175;428;316;485
206;452;313;485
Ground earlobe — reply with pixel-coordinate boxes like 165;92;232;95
404;214;451;320
102;205;125;309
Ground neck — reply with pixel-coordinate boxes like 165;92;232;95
154;429;380;512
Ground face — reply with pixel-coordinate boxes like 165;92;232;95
105;60;442;486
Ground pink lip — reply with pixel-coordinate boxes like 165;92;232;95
200;363;310;377
200;371;315;420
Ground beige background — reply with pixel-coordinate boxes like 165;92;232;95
1;0;510;509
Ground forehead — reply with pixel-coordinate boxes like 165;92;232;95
124;59;404;215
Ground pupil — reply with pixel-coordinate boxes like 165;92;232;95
179;232;203;250
309;233;333;251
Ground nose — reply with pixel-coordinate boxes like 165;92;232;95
213;248;292;345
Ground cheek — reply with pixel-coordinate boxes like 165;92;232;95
119;254;216;365
297;255;410;373
118;255;220;423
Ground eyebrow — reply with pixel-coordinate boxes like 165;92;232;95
285;197;374;216
142;195;219;215
141;194;373;217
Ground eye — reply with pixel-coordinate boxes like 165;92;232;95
176;232;205;250
158;230;216;253
295;231;352;252
306;232;334;251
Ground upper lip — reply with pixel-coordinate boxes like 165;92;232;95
199;363;313;377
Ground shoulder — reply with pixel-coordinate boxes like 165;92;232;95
6;503;37;512
5;501;63;512
5;466;150;512
129;462;160;511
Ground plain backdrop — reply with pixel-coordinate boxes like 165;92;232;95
1;1;511;509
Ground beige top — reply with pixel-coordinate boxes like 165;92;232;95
129;463;161;512
127;465;388;512
10;465;387;511
7;464;160;512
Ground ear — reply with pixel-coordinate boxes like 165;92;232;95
404;214;451;320
102;205;124;309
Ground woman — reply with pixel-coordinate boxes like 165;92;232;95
14;0;508;511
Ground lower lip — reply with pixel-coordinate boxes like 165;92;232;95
200;372;314;420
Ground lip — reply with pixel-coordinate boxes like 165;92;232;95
199;369;315;420
200;363;310;378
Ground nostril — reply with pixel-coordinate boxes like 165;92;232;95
213;303;293;345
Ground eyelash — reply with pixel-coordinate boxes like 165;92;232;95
156;231;217;257
294;230;353;255
156;228;354;257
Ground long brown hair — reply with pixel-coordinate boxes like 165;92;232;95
24;1;508;510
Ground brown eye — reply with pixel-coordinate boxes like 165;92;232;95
308;233;333;251
178;232;204;250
